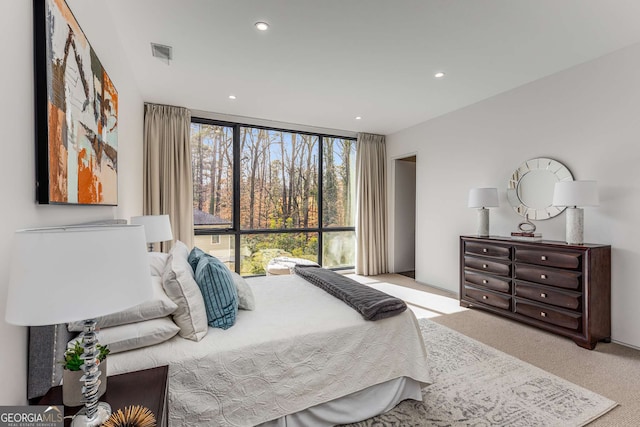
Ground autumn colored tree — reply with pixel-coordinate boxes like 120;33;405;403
191;123;355;274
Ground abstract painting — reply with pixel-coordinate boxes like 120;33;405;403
34;0;118;205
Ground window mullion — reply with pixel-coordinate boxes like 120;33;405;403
318;135;323;267
233;124;241;273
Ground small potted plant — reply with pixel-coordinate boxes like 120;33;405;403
62;341;110;407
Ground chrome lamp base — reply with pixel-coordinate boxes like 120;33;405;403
71;319;111;427
71;402;112;427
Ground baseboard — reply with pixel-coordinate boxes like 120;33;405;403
411;278;459;298
611;339;640;351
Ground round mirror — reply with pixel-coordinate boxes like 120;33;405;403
507;158;573;220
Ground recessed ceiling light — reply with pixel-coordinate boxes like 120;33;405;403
255;22;269;31
434;72;445;78
228;95;236;100
355;116;362;120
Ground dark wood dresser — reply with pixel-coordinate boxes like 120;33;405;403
460;236;611;349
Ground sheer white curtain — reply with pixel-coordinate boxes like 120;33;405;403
356;133;388;275
143;104;194;251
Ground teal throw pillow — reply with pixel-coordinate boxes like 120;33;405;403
194;255;238;330
188;246;206;273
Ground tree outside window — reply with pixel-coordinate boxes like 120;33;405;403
191;120;355;275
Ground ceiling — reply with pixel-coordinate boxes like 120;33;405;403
106;0;640;135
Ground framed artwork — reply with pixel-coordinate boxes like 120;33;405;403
34;0;118;205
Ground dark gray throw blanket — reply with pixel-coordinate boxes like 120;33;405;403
294;266;407;320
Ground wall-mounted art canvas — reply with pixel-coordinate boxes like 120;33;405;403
34;0;118;205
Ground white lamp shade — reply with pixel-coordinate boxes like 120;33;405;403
468;188;499;208
130;215;173;243
5;225;153;326
552;181;599;207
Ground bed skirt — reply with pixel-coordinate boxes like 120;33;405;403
257;376;422;427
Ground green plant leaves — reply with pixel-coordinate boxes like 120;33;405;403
61;341;110;371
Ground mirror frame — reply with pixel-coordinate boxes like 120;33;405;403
507;157;573;220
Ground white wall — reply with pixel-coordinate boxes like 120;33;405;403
393;158;416;273
387;42;640;348
0;1;144;404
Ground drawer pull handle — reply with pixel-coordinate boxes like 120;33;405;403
540;293;547;298
540;312;547;317
540;274;547;279
541;255;547;261
482;264;488;269
482;295;488;300
482;248;488;253
482;279;488;284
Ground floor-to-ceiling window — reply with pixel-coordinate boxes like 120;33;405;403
190;118;355;275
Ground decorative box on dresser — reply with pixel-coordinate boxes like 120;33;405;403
460;236;611;349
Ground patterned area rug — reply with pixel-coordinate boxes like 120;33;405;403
345;318;617;427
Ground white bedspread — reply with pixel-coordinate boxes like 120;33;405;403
108;274;431;427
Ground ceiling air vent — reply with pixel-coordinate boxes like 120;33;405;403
151;43;173;64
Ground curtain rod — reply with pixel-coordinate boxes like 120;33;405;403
144;102;187;109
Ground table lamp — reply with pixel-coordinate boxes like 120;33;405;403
5;225;153;427
130;215;173;251
552;180;599;245
468;188;499;237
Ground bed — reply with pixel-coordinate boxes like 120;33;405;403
28;260;430;426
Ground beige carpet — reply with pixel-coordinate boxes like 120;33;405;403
347;273;640;426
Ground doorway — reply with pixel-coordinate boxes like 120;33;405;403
394;155;416;277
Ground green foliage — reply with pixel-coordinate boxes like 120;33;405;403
62;341;110;371
240;232;319;275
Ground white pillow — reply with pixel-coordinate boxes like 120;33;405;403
67;276;177;332
162;241;208;341
149;252;169;277
71;317;180;354
231;272;255;311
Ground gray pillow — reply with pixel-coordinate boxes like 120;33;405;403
231;272;255;310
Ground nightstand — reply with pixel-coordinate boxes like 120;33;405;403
38;365;168;427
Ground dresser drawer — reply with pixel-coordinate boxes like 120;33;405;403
464;271;510;293
515;282;581;311
460;236;610;349
514;248;581;270
465;242;510;259
464;256;511;277
515;299;582;331
514;265;581;290
465;286;511;310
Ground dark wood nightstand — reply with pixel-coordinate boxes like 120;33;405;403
38;365;168;427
